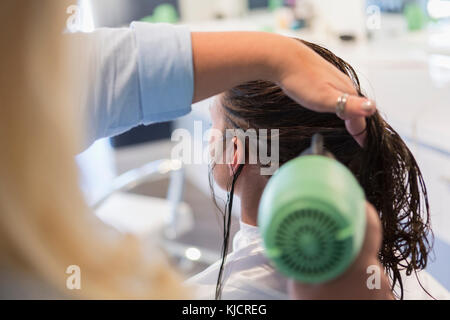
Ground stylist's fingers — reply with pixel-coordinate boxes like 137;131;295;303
346;117;367;147
328;88;377;119
330;88;375;147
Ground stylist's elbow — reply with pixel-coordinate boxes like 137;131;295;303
288;202;394;300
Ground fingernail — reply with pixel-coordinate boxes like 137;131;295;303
362;100;376;113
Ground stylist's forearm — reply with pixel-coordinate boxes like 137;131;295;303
191;32;296;103
190;31;375;125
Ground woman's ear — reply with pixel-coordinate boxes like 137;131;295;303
228;136;245;176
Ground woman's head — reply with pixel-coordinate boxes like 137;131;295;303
210;40;432;299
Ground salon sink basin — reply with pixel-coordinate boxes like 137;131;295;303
92;153;240;277
95;172;239;278
127;176;239;277
161;239;217;277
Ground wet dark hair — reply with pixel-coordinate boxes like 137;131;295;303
211;39;432;300
210;164;243;300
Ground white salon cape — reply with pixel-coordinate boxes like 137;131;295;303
186;221;289;300
67;23;449;300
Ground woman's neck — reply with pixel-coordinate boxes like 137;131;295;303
238;178;267;227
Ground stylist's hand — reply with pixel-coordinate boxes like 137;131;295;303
192;32;375;147
287;202;394;300
276;39;375;147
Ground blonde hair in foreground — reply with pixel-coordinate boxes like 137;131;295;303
0;0;186;299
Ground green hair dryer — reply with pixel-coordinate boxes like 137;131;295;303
258;134;366;283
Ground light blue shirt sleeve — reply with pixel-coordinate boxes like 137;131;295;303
73;22;193;148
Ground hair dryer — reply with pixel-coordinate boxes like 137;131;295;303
258;134;366;283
